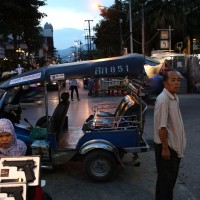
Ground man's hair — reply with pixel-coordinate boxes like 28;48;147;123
162;72;169;82
162;70;176;82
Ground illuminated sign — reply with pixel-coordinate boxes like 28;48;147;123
50;74;65;81
160;40;169;49
160;31;169;39
9;73;42;85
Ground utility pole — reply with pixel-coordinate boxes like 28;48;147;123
119;19;123;55
84;20;93;59
129;0;133;53
142;3;145;54
169;25;172;51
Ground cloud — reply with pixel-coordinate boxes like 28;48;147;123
40;7;101;30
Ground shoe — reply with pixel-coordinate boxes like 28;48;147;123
134;161;141;167
78;99;80;101
132;153;139;161
71;99;74;101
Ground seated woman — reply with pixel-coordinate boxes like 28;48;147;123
0;118;27;157
0;118;52;200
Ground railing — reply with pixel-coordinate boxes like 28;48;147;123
85;114;139;131
92;103;118;112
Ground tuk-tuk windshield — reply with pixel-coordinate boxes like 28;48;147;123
0;89;5;99
3;87;21;105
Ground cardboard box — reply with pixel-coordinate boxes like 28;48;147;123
0;156;40;186
0;181;27;199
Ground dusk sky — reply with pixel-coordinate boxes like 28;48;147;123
39;0;114;49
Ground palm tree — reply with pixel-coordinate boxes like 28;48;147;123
184;0;200;53
143;0;200;53
93;0;200;56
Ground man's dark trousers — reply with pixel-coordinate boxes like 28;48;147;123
70;86;79;100
155;143;181;200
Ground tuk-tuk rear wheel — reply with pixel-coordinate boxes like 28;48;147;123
84;150;117;182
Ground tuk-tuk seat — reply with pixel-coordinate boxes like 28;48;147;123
94;95;139;118
48;92;70;140
92;95;140;129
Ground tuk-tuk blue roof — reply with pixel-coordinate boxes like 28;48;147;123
0;54;159;89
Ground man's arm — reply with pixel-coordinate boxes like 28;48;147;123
159;127;170;160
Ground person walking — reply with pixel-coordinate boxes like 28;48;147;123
154;71;186;200
69;79;80;101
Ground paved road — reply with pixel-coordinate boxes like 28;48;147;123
21;84;200;200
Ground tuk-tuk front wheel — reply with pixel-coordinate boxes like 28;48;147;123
84;150;117;182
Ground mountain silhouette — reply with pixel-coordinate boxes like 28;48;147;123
54;28;89;62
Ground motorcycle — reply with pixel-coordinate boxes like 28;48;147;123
0;53;159;182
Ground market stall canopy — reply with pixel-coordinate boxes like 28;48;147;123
0;54;160;89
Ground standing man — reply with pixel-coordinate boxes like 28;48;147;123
69;79;80;101
154;71;186;200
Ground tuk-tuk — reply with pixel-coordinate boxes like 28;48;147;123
0;53;159;182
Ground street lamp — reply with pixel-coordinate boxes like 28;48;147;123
74;40;80;61
68;55;71;62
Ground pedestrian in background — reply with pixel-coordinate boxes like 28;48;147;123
154;71;186;200
88;77;94;96
15;64;24;75
93;78;100;97
69;79;80;101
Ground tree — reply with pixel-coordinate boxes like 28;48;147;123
144;0;185;51
94;0;200;56
0;0;46;60
184;0;200;53
93;0;129;57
